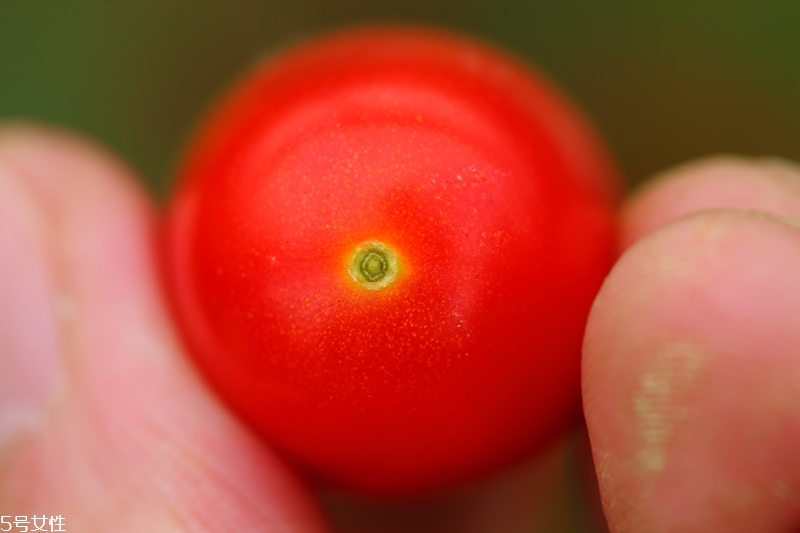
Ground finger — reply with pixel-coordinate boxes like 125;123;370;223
0;125;328;532
622;156;800;247
584;209;800;531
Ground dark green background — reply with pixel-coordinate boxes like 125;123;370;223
2;1;799;197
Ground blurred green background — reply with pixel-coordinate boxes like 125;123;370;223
2;0;799;197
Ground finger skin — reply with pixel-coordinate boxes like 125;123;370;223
584;158;800;532
0;125;328;532
622;156;800;247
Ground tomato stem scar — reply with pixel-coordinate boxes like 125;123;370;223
349;241;400;290
361;250;388;281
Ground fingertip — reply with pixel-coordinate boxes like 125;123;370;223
0;124;330;532
583;211;800;531
622;156;800;247
0;122;148;204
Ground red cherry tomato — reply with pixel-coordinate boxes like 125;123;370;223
163;26;618;496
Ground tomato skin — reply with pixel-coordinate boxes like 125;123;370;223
164;27;618;496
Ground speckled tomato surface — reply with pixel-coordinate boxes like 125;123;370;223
163;27;618;496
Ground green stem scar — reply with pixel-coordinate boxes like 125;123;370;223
361;251;388;281
349;241;400;290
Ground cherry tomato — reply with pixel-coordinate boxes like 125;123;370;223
163;26;618;496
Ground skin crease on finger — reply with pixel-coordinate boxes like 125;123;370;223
0;125;329;532
584;159;800;532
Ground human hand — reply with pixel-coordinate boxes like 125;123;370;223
1;125;799;532
584;156;800;532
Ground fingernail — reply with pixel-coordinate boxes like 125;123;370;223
0;161;62;452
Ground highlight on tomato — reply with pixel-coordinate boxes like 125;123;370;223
163;26;619;497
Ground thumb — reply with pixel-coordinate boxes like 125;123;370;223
0;125;328;532
584;158;800;532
